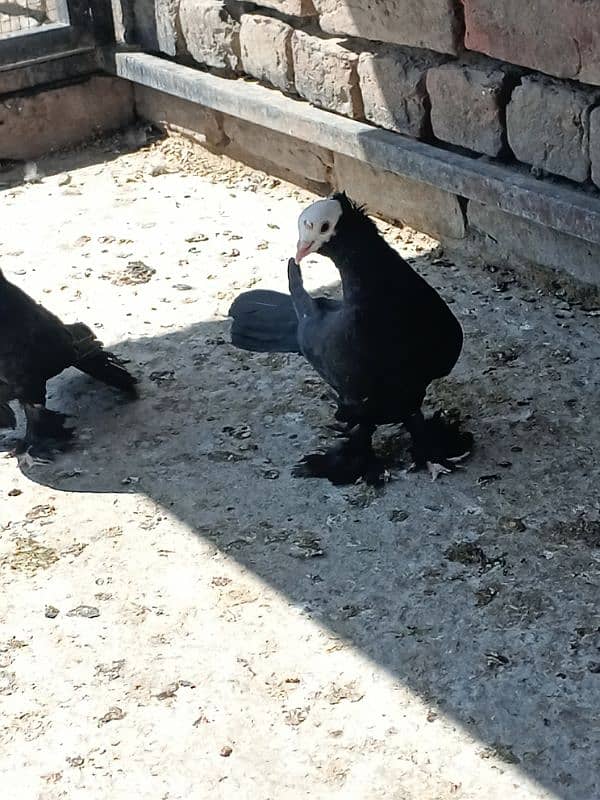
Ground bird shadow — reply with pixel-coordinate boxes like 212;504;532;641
5;264;599;800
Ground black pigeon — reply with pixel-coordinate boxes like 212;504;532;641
229;192;472;485
0;269;137;460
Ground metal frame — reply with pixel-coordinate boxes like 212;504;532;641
0;0;113;70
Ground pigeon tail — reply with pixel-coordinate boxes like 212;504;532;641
228;290;300;353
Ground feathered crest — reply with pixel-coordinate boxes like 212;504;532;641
330;191;367;215
329;191;378;236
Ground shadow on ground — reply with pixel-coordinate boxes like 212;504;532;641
6;256;599;800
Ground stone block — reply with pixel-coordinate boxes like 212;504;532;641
257;0;315;16
506;76;599;183
358;46;448;138
0;77;134;161
464;0;600;86
222;114;332;187
313;0;461;55
469;201;600;288
134;85;225;147
155;0;179;56
291;31;363;119
179;0;240;71
130;0;179;55
590;107;600;190
240;14;294;94
333;153;465;241
427;62;509;156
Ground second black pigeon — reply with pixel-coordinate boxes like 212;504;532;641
0;269;137;461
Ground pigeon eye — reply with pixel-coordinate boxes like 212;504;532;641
320;222;330;234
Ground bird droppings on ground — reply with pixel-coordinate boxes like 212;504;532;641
0;130;599;800
97;706;126;727
3;537;59;575
109;260;156;286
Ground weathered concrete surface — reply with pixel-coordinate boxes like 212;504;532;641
0;77;134;161
314;0;461;54
240;14;295;94
134;86;332;188
463;0;600;86
291;31;363;119
427;62;509;156
468;201;600;287
333;153;465;240
222;113;332;189
179;0;241;71
134;85;225;147
0;134;598;800
358;46;448;138
590;107;600;191
507;76;598;184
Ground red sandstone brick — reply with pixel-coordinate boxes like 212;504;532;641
464;0;600;86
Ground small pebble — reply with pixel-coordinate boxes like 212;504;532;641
67;605;100;619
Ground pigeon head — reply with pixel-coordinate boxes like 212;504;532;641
295;192;372;262
295;197;343;262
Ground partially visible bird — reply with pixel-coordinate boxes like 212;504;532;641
229;192;472;485
0;269;137;461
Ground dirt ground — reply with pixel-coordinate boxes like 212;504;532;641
0;130;599;800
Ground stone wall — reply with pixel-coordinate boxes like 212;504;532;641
126;0;600;289
0;76;135;161
128;0;600;187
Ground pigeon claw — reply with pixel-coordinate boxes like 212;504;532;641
17;448;53;469
426;461;453;482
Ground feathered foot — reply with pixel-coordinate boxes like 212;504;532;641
406;408;474;481
17;450;53;469
14;404;75;464
293;423;387;486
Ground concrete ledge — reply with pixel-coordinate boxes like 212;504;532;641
222;114;333;191
333;153;465;241
0;75;135;161
468;201;600;289
104;50;600;249
134;85;333;192
134;84;225;148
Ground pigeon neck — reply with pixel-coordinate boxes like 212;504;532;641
325;235;393;301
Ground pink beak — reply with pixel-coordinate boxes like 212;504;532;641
295;240;314;262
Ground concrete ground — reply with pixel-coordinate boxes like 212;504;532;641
0;131;598;800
